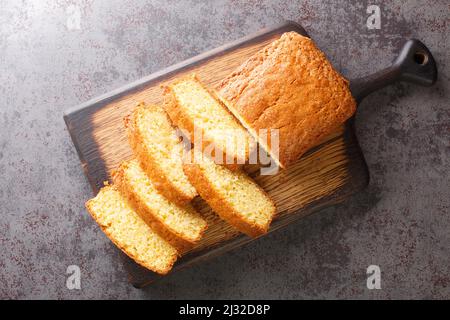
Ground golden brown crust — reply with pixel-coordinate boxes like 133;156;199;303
218;31;357;168
85;186;178;275
124;102;197;205
112;161;203;253
163;74;249;171
162;85;195;142
183;162;273;237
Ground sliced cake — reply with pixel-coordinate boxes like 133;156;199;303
163;74;255;169
112;159;207;250
217;31;356;168
125;102;197;205
183;151;276;237
85;185;178;275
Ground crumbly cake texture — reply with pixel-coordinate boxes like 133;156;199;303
124;102;197;205
112;159;207;251
85;185;178;275
217;31;357;168
183;150;276;237
163;74;255;170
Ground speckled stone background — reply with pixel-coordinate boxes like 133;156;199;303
0;0;448;299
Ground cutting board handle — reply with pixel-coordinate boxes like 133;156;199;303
350;39;438;103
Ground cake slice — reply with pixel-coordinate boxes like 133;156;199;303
85;185;178;275
125;102;197;205
183;151;276;237
113;159;207;250
163;74;255;169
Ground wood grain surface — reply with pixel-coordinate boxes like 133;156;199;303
64;21;369;287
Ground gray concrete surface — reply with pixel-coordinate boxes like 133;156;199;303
0;0;448;299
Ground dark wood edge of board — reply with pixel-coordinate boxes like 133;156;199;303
125;120;370;288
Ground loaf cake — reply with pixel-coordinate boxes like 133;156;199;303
85;185;178;274
112;159;207;251
217;31;356;168
164;74;255;169
124;102;197;205
183;151;276;237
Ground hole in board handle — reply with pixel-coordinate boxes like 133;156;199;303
413;51;428;65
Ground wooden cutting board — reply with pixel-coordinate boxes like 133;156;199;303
64;21;369;287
